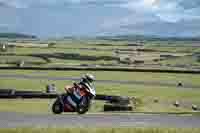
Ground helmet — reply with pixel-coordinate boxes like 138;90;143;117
83;74;95;83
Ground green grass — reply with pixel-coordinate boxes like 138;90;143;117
0;99;51;114
5;45;115;56
1;128;200;133
146;45;200;53
1;75;200;113
1;76;200;100
1;70;200;113
1;70;200;87
0;55;47;65
160;55;200;67
2;40;200;68
1;45;118;66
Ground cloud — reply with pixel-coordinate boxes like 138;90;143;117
0;1;7;7
0;0;30;8
0;0;129;8
177;0;200;9
101;18;200;37
100;0;200;37
120;0;200;23
0;0;200;37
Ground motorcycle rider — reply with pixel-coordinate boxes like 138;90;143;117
64;74;95;112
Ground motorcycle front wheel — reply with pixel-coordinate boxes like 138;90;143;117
52;99;63;114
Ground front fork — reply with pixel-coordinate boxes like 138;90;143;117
57;94;65;107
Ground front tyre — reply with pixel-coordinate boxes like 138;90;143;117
52;99;63;114
77;96;91;114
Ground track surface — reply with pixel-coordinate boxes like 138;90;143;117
0;74;199;89
0;112;200;128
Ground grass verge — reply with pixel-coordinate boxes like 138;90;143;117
0;78;200;113
0;128;200;133
1;70;200;113
1;70;200;87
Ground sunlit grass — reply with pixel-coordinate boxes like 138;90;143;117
1;128;200;133
1;70;200;86
1;76;200;113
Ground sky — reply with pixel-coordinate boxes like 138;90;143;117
0;0;200;38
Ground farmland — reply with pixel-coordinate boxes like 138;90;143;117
1;39;200;69
1;38;200;114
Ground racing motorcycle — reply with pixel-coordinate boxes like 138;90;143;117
52;83;96;114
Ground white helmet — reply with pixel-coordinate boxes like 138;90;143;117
83;74;95;83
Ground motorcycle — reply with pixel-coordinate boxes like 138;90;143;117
52;83;96;114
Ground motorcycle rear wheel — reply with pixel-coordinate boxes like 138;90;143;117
77;106;89;114
77;96;91;114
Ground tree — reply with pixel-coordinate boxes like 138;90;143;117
0;42;7;52
48;42;56;48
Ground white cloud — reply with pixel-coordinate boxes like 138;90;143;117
119;0;200;23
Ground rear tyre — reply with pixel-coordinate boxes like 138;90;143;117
77;105;89;114
52;99;63;114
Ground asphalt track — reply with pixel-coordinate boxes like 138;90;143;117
0;74;199;89
0;112;200;128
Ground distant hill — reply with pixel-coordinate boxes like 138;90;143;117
0;33;37;39
96;35;200;42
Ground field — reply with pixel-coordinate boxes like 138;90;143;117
1;39;200;68
1;39;200;114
